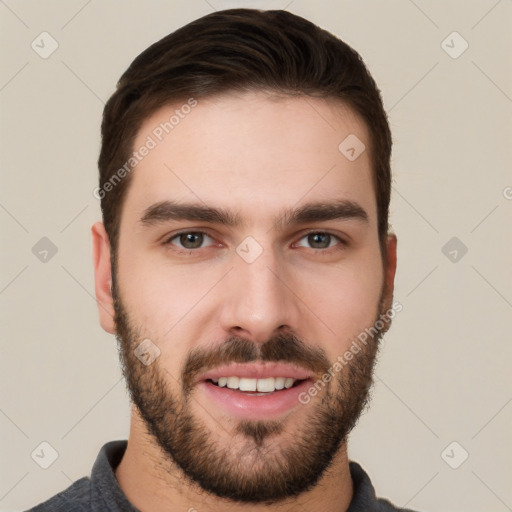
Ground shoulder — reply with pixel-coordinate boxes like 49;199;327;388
348;461;420;512
25;440;131;512
373;496;417;511
25;477;91;511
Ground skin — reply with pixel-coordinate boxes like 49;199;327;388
92;90;397;512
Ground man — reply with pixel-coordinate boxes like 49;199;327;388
29;8;416;512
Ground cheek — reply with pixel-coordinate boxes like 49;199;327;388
117;248;221;339
295;252;383;343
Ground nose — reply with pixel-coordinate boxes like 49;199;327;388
219;244;301;345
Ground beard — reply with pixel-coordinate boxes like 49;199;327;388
112;277;390;505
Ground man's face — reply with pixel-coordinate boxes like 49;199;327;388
106;91;396;503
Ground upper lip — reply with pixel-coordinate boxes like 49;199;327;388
197;363;314;384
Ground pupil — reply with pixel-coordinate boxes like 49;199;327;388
181;232;202;249
310;233;329;249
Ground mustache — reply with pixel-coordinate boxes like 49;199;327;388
182;331;331;393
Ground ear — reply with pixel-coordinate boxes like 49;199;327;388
91;222;116;334
381;233;398;314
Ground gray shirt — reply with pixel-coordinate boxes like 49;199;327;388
26;440;418;511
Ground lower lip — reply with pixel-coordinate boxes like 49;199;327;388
198;379;312;420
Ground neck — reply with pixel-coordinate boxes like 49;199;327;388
115;407;354;512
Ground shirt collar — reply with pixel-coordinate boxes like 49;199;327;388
90;440;139;512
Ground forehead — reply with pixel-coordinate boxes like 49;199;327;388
123;91;376;228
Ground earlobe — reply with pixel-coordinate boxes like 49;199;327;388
91;222;116;334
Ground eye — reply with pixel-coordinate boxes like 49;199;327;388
295;231;345;250
163;230;346;254
164;231;216;251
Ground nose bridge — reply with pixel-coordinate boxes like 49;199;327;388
219;237;299;343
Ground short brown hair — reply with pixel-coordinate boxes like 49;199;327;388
98;8;392;258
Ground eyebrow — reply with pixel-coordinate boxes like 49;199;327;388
139;199;369;230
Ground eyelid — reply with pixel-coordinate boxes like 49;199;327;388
293;229;347;249
163;229;218;248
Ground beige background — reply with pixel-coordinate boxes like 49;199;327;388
1;1;511;511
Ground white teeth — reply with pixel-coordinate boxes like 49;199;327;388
226;376;239;389
256;377;275;392
274;377;285;390
284;378;295;389
239;377;257;391
211;376;301;392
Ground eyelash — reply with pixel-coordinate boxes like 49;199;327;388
163;230;347;254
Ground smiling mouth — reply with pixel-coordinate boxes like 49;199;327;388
206;376;308;395
198;372;314;419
